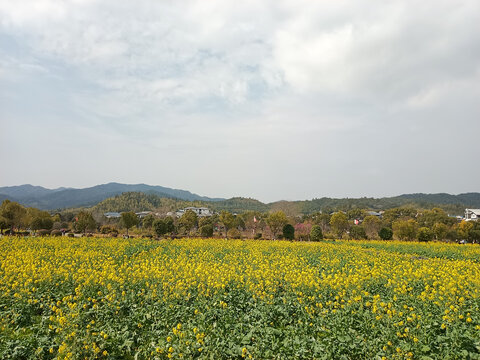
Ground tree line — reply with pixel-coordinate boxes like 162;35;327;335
1;199;479;243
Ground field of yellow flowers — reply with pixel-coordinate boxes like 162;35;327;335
1;237;479;359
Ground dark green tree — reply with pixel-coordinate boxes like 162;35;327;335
163;216;176;235
282;224;295;240
378;227;393;240
350;225;367;240
153;219;167;237
200;224;214;238
310;225;323;241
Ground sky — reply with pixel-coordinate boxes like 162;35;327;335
0;0;479;202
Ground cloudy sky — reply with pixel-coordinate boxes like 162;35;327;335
0;0;479;202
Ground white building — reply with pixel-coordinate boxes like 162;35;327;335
465;209;480;221
104;212;121;218
176;207;213;217
135;211;152;218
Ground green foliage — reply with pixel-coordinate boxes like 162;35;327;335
458;220;473;240
75;211;96;235
310;225;323;241
153;219;167;237
142;214;155;229
346;208;365;220
349;225;367;240
266;211;288;239
199;224;214;238
282;224;295;240
120;212;138;235
392;219;418;241
178;210;198;234
378;227;393;240
163;216;175;234
433;223;449;241
417;227;434;242
219;211;236;238
330;212;349;238
27;208;53;231
0;200;27;233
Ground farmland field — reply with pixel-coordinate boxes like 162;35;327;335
1;237;479;359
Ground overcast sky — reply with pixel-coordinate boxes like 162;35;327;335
1;0;479;202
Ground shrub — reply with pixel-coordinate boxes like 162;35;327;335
101;225;115;234
153;219;167;237
349;225;367;240
378;227;393;240
282;224;295;240
200;224;214;238
227;229;242;239
254;233;262;240
310;225;323;241
417;227;434;242
109;232;118;238
37;229;51;236
67;233;75;238
51;230;62;237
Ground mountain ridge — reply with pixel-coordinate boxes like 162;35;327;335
0;183;479;214
0;182;224;210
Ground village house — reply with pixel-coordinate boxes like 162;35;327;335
465;209;480;221
176;207;213;217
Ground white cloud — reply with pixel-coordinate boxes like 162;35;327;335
0;0;479;201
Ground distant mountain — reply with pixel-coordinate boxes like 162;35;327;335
0;183;478;215
0;183;224;210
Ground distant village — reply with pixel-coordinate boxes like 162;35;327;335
104;207;480;222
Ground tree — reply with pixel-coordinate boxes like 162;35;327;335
314;213;331;234
153;219;167;237
219;211;235;239
0;216;8;234
457;220;473;240
282;224;295;240
179;210;198;234
200;224;214;238
310;225;323;241
350;225;367;240
417;227;434;242
382;207;417;228
163;216;176;235
417;208;450;228
346;209;365;220
330;212;349;238
0;200;27;234
433;223;448;241
362;215;382;239
266;211;288;239
120;212;138;236
142;214;155;229
378;227;393;240
75;211;96;235
392;219;418;241
27;208;53;232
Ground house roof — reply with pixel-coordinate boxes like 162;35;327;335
466;209;480;215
